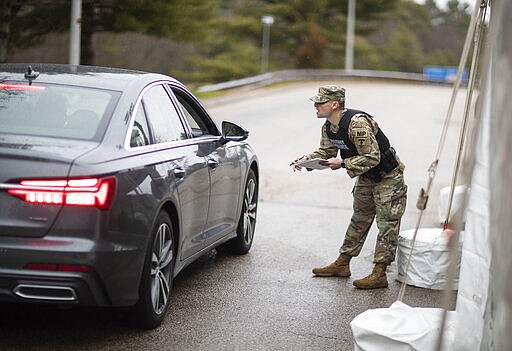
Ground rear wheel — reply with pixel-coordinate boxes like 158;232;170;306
223;168;258;254
134;210;175;329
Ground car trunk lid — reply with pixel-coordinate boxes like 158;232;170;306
0;134;99;238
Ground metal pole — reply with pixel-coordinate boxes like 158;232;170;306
260;15;274;73
345;0;355;71
261;24;269;73
69;0;82;65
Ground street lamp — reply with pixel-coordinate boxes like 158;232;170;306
345;0;356;71
260;15;274;73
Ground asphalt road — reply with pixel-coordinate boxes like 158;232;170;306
0;80;465;350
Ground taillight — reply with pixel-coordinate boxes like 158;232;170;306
8;177;116;210
24;263;92;272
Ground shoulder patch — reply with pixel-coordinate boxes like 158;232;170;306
352;127;371;154
354;129;368;138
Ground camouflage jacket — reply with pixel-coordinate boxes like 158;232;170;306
309;110;402;178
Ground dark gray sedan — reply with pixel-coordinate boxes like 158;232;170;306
0;64;259;329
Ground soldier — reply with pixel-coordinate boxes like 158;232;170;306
291;85;407;289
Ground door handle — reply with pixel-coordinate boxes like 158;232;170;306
174;168;186;178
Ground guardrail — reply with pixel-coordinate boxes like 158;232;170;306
197;69;431;93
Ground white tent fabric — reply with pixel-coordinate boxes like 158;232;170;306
454;0;512;349
351;301;455;351
452;68;491;351
483;1;512;347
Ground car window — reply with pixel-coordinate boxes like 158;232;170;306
0;82;119;140
142;85;187;144
177;99;204;138
130;104;151;147
170;87;219;137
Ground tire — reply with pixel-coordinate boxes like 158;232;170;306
134;210;175;329
223;168;258;255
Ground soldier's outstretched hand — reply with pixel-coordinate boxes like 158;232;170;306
290;154;311;172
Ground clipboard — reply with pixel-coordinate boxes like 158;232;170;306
295;158;330;170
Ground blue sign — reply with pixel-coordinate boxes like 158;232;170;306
424;66;468;83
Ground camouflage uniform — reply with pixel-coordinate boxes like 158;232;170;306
309;109;407;265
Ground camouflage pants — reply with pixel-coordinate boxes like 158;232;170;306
339;168;407;264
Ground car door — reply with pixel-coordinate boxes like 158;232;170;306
132;83;210;260
169;86;242;248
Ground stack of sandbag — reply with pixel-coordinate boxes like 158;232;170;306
396;228;463;290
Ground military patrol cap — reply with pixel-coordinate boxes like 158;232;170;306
309;85;345;103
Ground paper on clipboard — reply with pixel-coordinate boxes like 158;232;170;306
296;158;330;170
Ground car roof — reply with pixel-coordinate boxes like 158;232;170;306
0;63;182;91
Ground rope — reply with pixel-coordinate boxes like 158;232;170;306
442;1;487;230
397;0;488;302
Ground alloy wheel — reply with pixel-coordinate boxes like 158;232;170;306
242;177;257;246
150;222;174;315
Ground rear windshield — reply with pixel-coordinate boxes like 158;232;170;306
0;82;120;140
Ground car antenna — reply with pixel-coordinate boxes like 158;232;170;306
24;65;39;85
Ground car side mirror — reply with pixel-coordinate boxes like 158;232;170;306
221;121;249;142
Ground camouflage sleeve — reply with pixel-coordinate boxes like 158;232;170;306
344;114;381;178
309;122;339;159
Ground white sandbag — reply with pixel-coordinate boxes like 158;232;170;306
438;185;468;225
396;228;463;290
351;301;455;351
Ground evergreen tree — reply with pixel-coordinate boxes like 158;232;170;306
0;0;217;64
185;0;398;81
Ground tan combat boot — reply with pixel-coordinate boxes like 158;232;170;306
312;254;351;277
353;263;388;289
